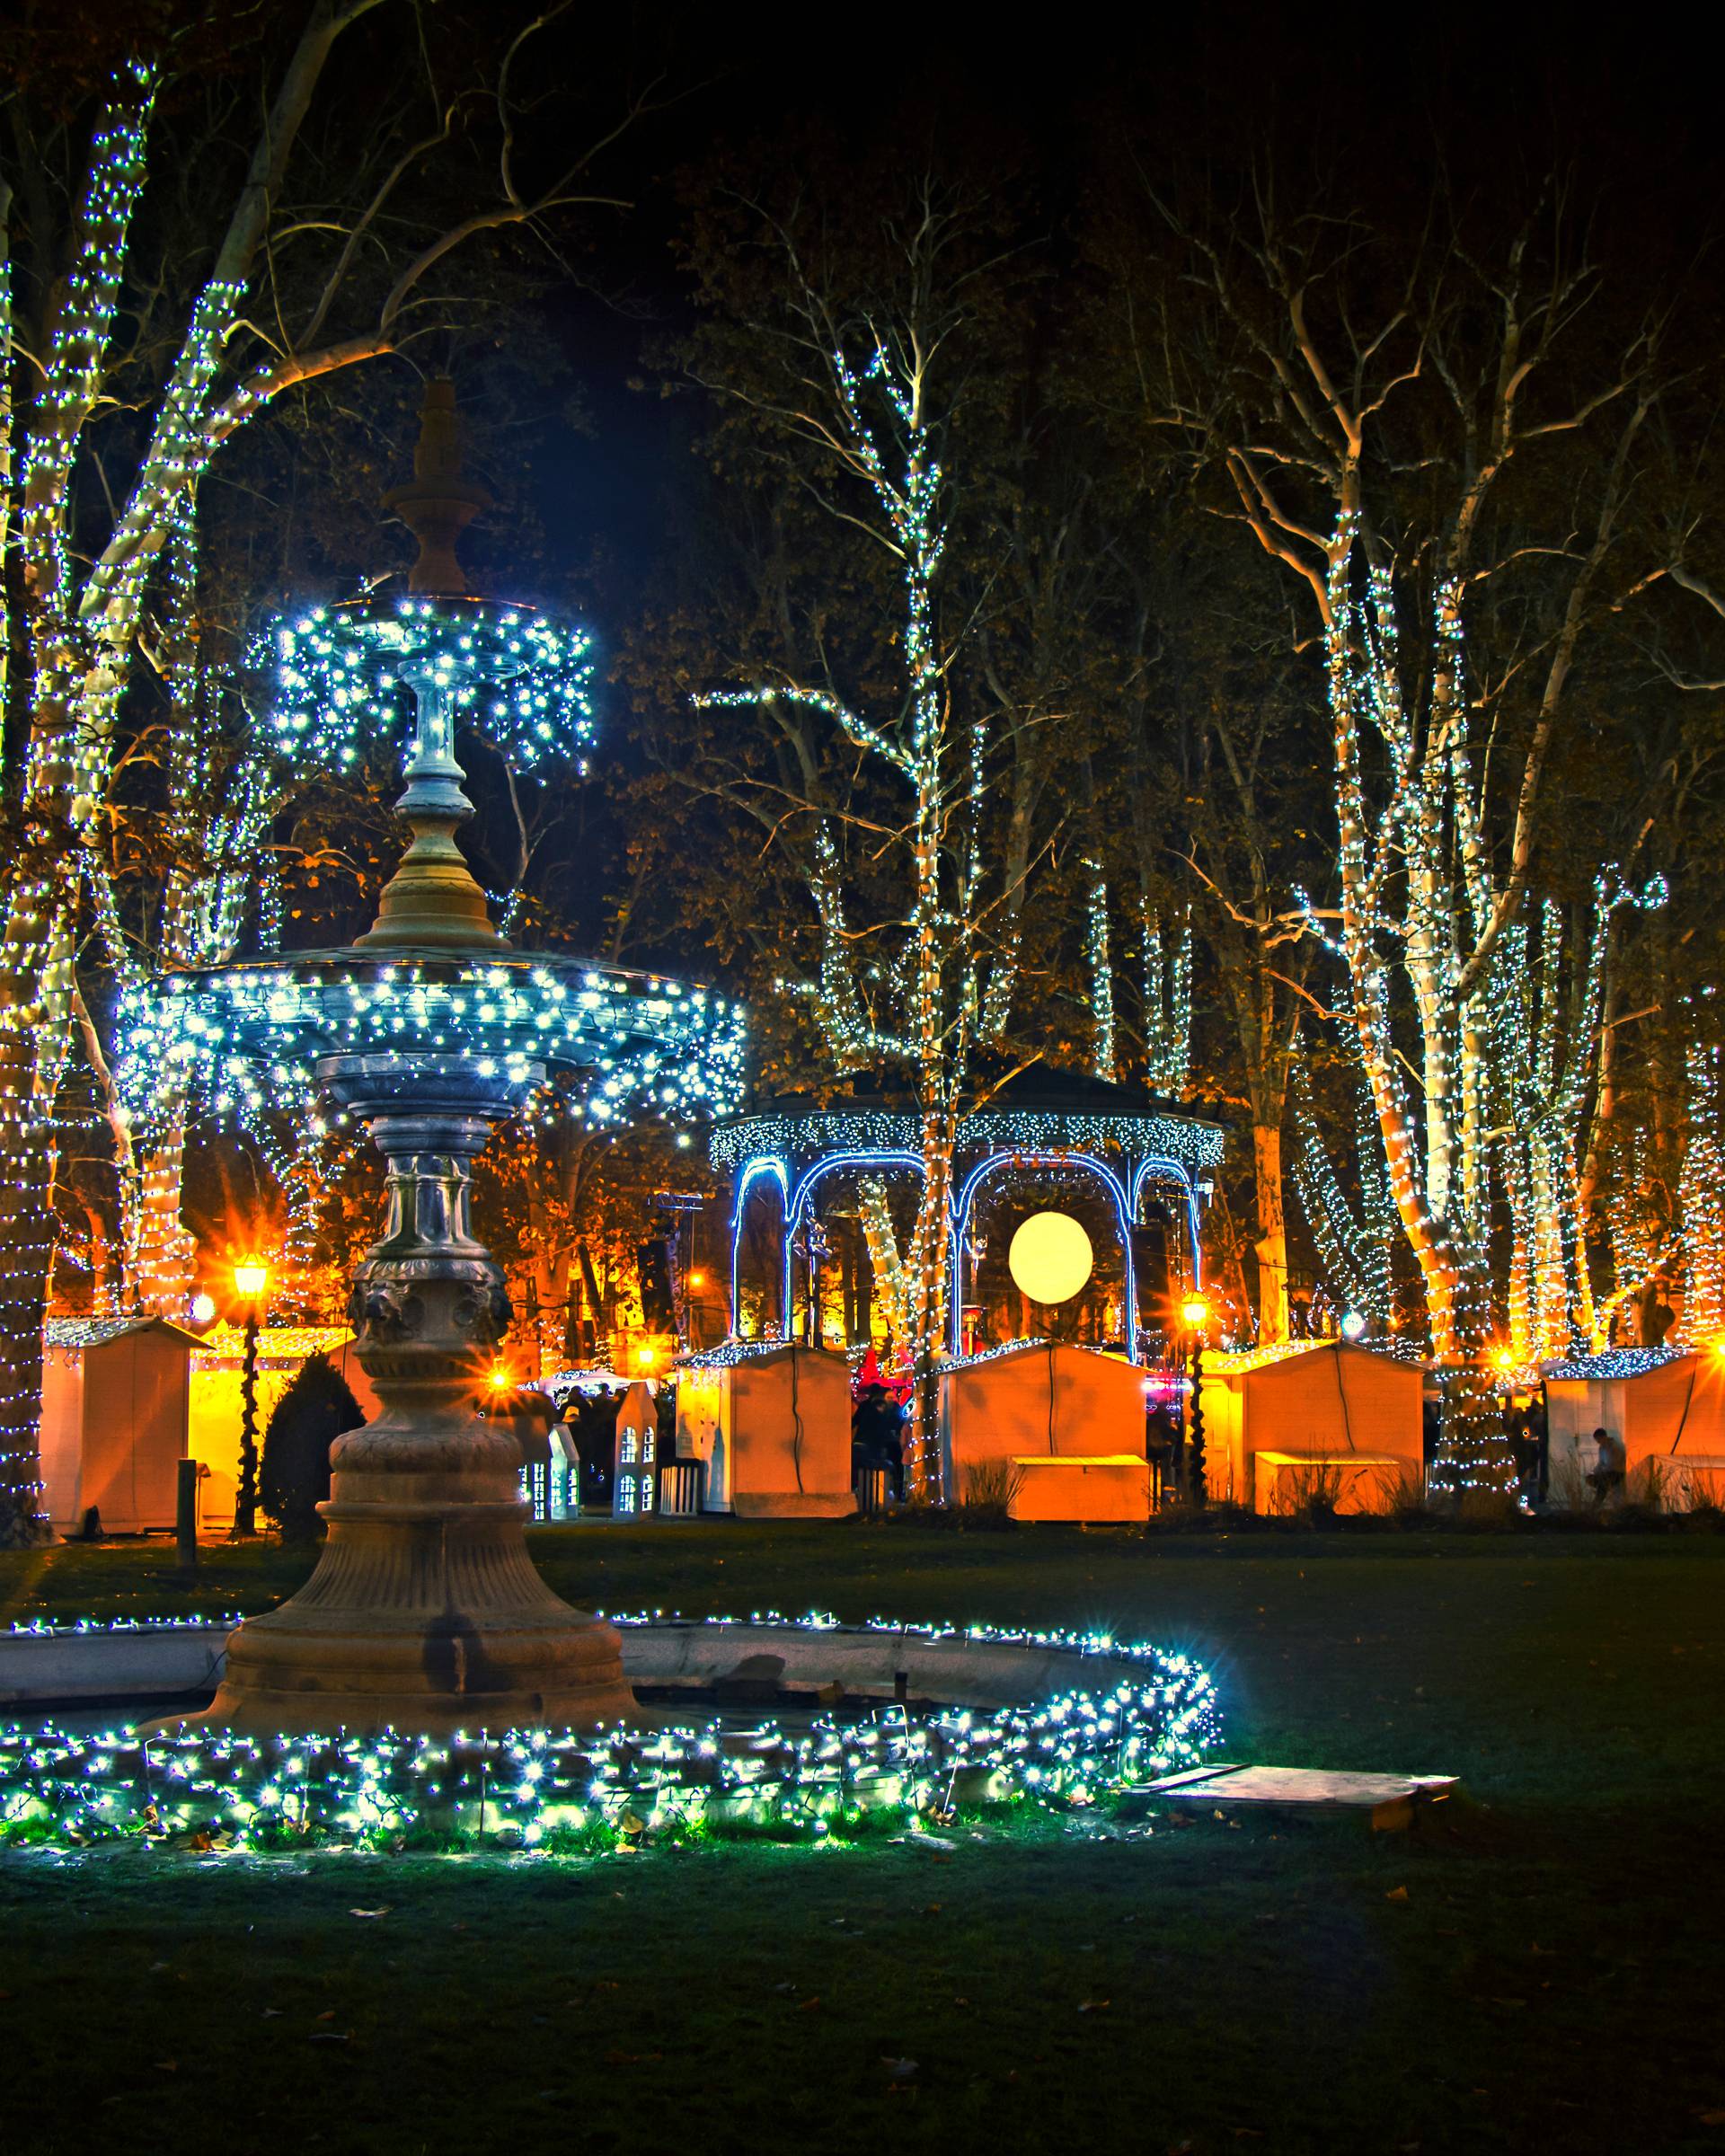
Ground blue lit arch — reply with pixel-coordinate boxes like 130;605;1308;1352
1131;1157;1204;1296
951;1152;1137;1362
729;1155;790;1336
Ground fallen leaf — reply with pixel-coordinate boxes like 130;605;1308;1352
309;2032;350;2046
261;2009;284;2019
880;2056;919;2081
349;1907;390;1919
1694;2110;1725;2126
923;1904;942;1916
1078;2000;1111;2014
798;1995;821;2012
314;2010;338;2022
1385;1886;1410;1902
155;2061;178;2073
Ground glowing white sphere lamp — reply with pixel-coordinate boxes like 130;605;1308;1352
1340;1310;1367;1341
1008;1211;1093;1304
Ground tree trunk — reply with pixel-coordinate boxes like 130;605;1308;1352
134;1120;197;1316
0;1030;53;1543
905;1106;956;1503
1252;1119;1290;1343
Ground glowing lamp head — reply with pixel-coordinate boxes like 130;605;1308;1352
686;1270;707;1292
1007;1212;1094;1304
1340;1310;1367;1341
190;1292;217;1328
635;1345;659;1371
1181;1294;1209;1331
488;1364;512;1394
1492;1347;1515;1374
232;1256;269;1301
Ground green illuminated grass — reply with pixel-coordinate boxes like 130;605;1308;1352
2;1524;1721;2153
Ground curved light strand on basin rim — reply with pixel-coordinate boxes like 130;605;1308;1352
0;1614;1220;1850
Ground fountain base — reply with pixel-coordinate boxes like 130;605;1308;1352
173;1466;636;1736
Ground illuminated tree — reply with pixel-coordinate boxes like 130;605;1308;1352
0;8;654;1541
1105;175;1708;1484
674;172;1054;1495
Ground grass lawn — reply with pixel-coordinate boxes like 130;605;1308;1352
3;1522;1721;2154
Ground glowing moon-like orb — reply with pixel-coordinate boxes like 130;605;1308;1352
1008;1211;1094;1304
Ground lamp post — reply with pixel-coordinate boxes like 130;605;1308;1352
231;1255;270;1538
1181;1292;1210;1506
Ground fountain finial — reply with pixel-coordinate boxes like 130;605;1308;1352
355;378;508;952
383;377;492;597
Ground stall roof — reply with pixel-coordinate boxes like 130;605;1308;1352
1540;1346;1691;1381
45;1316;199;1350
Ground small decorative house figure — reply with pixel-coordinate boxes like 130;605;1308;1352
40;1318;199;1536
612;1380;660;1517
512;1392;579;1521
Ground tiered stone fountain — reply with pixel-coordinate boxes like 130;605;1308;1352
181;386;671;1734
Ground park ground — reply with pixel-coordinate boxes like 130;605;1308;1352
2;1521;1722;2155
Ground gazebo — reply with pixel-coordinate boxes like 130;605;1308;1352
709;1070;1225;1365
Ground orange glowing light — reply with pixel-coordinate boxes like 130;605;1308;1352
488;1364;513;1392
635;1345;659;1370
232;1256;270;1301
1181;1294;1209;1330
686;1269;707;1291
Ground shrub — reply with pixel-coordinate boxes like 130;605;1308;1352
261;1352;364;1541
960;1458;1024;1526
1269;1461;1346;1523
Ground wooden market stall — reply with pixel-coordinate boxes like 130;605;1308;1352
187;1323;376;1531
1541;1348;1725;1506
675;1345;856;1517
938;1340;1151;1522
40;1318;199;1537
1198;1340;1424;1514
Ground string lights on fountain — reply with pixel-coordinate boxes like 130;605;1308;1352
263;598;597;778
0;1613;1220;1851
115;956;748;1139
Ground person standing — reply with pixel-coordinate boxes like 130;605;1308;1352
1588;1425;1626;1506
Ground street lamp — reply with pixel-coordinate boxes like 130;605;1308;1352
1181;1292;1210;1505
231;1255;270;1537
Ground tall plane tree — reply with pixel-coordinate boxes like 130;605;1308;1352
1104;172;1695;1483
666;159;1059;1494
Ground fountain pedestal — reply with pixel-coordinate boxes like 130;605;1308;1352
192;1057;633;1734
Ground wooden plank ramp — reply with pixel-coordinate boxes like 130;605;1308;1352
1137;1763;1461;1833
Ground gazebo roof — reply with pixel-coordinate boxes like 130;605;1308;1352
709;1067;1225;1176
